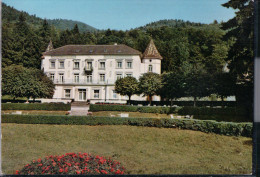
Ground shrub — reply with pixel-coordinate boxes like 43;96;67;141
90;104;139;112
89;104;179;114
178;106;248;116
2;103;71;111
2;115;252;137
15;152;125;175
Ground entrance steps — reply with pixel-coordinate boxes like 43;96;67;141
71;101;89;106
70;102;89;116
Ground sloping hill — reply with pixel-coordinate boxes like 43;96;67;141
138;19;220;31
2;2;97;32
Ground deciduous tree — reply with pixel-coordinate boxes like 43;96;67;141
115;76;139;102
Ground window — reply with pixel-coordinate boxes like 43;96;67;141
59;61;64;68
127;61;132;68
126;73;132;77
113;90;117;99
87;62;92;70
59;73;64;83
116;74;123;80
100;74;105;82
149;65;153;72
64;89;71;98
117;61;122;68
94;90;100;98
99;62;105;69
74;61;80;69
50;61;55;69
87;74;92;83
74;74;79;83
50;73;55;81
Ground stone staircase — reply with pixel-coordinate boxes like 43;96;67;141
70;102;89;116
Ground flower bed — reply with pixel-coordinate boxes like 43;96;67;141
15;152;125;175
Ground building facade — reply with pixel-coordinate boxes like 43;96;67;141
41;40;163;103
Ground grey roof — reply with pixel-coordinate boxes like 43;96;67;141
43;44;142;56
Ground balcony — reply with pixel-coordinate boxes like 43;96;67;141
84;66;93;73
53;79;115;85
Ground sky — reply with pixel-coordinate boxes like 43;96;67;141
2;0;236;30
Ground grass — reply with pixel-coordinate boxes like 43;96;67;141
92;111;171;118
2;123;252;175
2;110;68;115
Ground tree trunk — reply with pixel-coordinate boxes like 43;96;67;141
170;99;173;107
193;96;197;107
128;95;131;105
149;95;152;106
221;95;224;108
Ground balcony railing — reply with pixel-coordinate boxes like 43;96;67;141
84;66;93;73
53;79;115;85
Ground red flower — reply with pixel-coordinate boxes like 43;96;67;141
15;170;19;175
76;171;80;174
59;169;63;173
37;159;41;162
115;169;121;174
101;170;108;174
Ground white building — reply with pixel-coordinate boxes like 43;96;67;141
41;39;163;103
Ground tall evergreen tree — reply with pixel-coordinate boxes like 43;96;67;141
221;0;254;106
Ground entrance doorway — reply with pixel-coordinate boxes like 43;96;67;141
78;89;87;101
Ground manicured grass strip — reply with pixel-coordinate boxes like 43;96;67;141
2;114;252;137
2;103;71;111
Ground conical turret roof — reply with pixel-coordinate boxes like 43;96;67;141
46;40;54;52
142;39;163;59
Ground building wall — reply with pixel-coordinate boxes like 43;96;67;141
42;54;161;102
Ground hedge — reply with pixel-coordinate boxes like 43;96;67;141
90;104;248;116
2;103;71;111
89;104;179;114
127;100;237;107
2;114;252;137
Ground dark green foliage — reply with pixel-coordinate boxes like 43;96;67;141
115;76;139;101
90;104;139;112
2;103;71;111
2;3;97;32
178;106;248;116
2;65;55;99
89;104;250;122
90;104;175;114
221;0;254;107
2;115;252;137
138;73;162;105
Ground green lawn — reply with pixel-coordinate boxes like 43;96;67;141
2;123;252;175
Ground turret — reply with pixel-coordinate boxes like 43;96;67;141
46;40;54;52
142;39;163;74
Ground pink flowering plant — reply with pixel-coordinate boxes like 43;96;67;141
15;152;125;175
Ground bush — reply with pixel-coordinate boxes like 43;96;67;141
90;104;139;112
178;107;248;116
2;115;252;137
15;152;125;175
2;103;71;111
89;104;179;114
